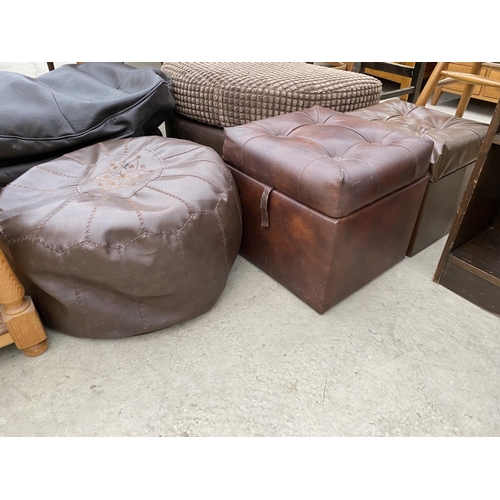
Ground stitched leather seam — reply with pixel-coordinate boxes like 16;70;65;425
118;245;147;331
4;189;236;251
153;145;203;158
157;173;222;193
145;185;195;212
98;142;110;156
63;153;88;166
175;232;195;315
7;184;66;193
84;196;108;240
231;185;242;224
37;165;81;179
128;199;147;231
35;196;80;237
59;253;92;336
214;207;229;278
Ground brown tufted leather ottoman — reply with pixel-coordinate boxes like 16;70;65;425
347;99;488;256
161;62;383;155
0;136;242;339
222;106;433;313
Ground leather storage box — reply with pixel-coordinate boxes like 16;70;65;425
222;106;433;313
348;99;488;256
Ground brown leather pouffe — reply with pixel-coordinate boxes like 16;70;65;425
347;99;488;256
0;136;242;339
222;106;433;314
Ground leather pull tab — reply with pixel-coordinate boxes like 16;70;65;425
260;185;274;228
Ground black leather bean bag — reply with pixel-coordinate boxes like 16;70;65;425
0;62;175;186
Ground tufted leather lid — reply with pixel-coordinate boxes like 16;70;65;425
348;99;488;182
223;105;433;218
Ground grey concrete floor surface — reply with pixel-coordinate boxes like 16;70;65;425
0;62;499;437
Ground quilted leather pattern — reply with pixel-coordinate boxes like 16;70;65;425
348;98;488;182
223;105;433;218
0;137;242;339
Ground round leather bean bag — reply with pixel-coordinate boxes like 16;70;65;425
0;136;242;339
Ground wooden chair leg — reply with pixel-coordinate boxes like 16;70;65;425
455;62;483;117
0;249;48;357
431;85;444;105
415;62;449;107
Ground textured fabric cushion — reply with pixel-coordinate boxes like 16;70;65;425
223;106;433;218
0;136;241;339
161;62;382;128
0;62;175;186
347;98;488;182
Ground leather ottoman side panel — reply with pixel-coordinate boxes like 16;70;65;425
229;167;337;312
166;112;225;156
229;166;428;313
324;175;428;310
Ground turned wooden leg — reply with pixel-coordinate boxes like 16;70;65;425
0;248;48;357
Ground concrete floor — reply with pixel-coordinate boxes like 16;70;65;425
0;62;499;437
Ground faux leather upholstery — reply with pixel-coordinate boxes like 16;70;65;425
347;98;488;182
222;106;432;313
0;137;242;339
0;63;175;186
161;62;382;128
223;105;433;218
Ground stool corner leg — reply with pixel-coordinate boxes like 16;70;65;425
22;339;49;357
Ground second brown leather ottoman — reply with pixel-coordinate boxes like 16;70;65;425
347;98;488;256
223;106;433;313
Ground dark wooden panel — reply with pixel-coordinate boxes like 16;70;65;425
434;100;500;285
452;144;500;249
362;62;415;78
438;258;500;315
451;226;500;283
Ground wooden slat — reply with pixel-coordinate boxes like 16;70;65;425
361;62;414;78
441;71;500;89
449;254;500;288
0;332;14;349
482;62;500;71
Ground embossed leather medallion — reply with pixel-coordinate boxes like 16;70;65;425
79;150;163;198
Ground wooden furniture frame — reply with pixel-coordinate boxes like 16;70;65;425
0;248;48;356
431;62;500;106
416;62;500;117
434;99;500;315
352;62;427;103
